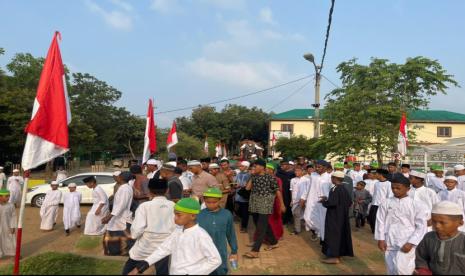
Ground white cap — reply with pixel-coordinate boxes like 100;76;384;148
251;154;257;158
51;181;58;185
240;161;250;168
68;183;77;188
289;161;295;165
445;176;458;182
432;201;463;215
221;157;229;161
363;162;370;166
13;169;19;173
454;165;465;171
147;159;162;167
0;166;3;170
409;170;426;179
166;161;177;167
209;163;220;169
187;160;201;166
113;171;121;177
332;171;345;178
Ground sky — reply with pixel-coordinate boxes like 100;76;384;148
1;0;464;127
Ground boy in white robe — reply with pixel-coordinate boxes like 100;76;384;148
0;189;16;258
408;170;439;231
438;176;465;231
40;181;62;231
290;167;309;235
426;164;445;193
63;183;82;236
83;176;108;236
128;198;221;275
7;169;23;208
375;173;428;275
454;164;465;191
123;178;175;275
368;169;392;234
55;166;67;182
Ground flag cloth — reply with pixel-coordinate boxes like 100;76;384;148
167;121;178;150
204;136;209;154
142;99;157;163
215;143;221;158
22;31;71;171
397;113;408;156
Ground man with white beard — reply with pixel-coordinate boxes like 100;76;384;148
303;160;331;241
40;181;62;231
83;176;109;235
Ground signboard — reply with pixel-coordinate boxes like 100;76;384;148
271;131;291;139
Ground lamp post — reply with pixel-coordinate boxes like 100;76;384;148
303;53;321;138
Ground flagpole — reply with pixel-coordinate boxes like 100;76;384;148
14;171;30;275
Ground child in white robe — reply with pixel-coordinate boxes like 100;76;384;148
83;176;108;235
375;173;428;275
0;189;17;258
40;181;62;231
438;175;465;231
63;183;82;236
408;170;439;231
128;198;221;275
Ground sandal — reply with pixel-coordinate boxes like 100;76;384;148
243;252;259;259
264;245;279;251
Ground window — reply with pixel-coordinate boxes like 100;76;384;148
281;124;294;134
61;176;88;186
96;175;116;184
437;127;452;137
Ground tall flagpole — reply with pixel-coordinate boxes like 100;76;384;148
13;171;29;275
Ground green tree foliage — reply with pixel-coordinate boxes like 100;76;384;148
322;57;459;164
274;136;328;160
177;104;270;154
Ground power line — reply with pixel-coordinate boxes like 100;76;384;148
319;0;336;72
322;74;340;89
266;80;313;112
152;75;313;115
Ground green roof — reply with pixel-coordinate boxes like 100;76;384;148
271;109;465;123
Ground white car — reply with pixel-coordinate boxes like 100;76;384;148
27;172;116;208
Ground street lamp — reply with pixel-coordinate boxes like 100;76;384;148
303;52;322;138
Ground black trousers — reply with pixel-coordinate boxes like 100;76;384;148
355;211;366;228
236;202;249;229
367;205;378;234
252;213;277;252
122;256;170;275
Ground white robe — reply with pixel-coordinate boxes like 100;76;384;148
108;183;133;231
56;170;67;182
63;191;82;230
303;172;331;239
372;181;393;207
408;186;439;232
290;176;310;217
40;190;62;230
374;196;428;275
427;176;445;193
84;186;109;235
349;170;364;184
438;188;465;232
0;173;6;189
145;224;222;275
180;171;193;190
130;197;176;260
457;175;465;191
7;176;23;206
0;202;16;258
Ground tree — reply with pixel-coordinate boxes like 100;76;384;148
274;136;328;160
322;57;459;164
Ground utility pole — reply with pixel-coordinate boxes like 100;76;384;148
303;53;321;138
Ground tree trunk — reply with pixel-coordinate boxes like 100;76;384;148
128;139;136;159
376;139;383;167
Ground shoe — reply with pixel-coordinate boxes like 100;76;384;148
310;231;319;241
321;258;340;264
65;229;70;236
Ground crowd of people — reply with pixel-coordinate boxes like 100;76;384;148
1;158;465;275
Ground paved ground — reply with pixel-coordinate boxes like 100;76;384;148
0;206;386;274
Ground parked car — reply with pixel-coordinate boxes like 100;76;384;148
27;172;116;208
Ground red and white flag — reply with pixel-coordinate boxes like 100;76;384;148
142;99;157;163
167;121;178;151
215;143;221;157
271;132;276;146
204;136;209;154
397;113;408;156
22;32;71;170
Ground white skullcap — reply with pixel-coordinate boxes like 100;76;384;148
0;166;3;170
251;154;257;158
51;181;58;185
13;169;19;173
187;160;201;166
68;183;77;188
113;171;121;177
240;161;250;168
209;163;220;169
289;161;295;165
166;161;177;167
409;170;426;179
147;159;162;167
432;201;463;216
332;171;345;178
454;165;465;171
221;157;229;161
445;176;458;182
363;162;370;166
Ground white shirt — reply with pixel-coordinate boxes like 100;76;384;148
372;181;393;206
179;171;193;190
130;197;176;260
145;224;222;275
290;176;310;206
108;183;133;231
438;188;465;212
364;179;378;197
408;186;439;213
41;190;62;209
375;196;428;250
147;170;159;180
349;170;364;184
427;176;445;193
56;170;67;182
457;175;465;191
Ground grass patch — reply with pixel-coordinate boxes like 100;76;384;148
0;252;124;275
75;236;102;250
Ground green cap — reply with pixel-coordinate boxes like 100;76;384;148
347;162;354;168
370;162;379;169
431;164;443;171
0;189;10;196
266;163;276;171
334;162;344;169
175;198;201;214
203;187;223;198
